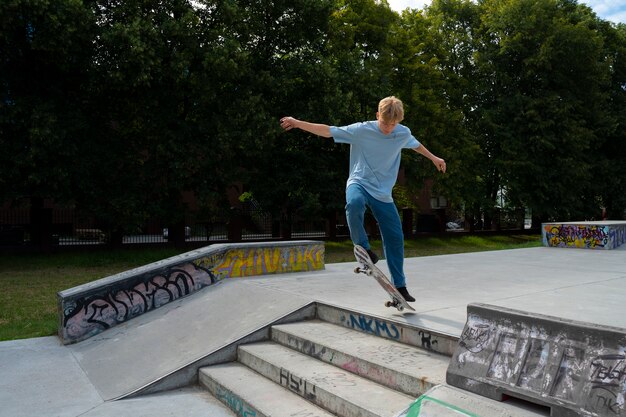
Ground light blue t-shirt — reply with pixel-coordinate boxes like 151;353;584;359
330;121;421;203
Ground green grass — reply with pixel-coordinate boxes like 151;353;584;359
325;234;541;263
0;248;184;342
0;235;540;342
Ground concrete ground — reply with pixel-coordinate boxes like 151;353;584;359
1;245;624;417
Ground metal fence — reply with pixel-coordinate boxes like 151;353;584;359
0;203;348;248
0;202;531;250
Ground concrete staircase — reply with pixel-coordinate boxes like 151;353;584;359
199;319;450;417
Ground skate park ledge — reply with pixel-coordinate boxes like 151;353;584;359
57;240;324;345
446;303;626;417
542;220;626;250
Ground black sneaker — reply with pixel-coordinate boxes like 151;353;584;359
397;287;415;302
366;249;379;264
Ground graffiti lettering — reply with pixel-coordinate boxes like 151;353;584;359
592;388;623;416
459;323;491;353
212;245;324;278
348;314;400;339
588;354;626;415
591;355;626;385
545;224;609;249
216;386;256;417
279;368;317;400
63;263;216;341
419;330;439;350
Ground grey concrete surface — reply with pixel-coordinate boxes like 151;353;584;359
80;387;235;417
237;342;414;417
200;362;336;417
0;336;102;417
271;320;449;397
1;245;624;417
69;280;312;401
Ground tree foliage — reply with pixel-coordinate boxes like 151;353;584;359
1;0;624;237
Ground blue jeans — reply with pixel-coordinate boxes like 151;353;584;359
345;184;406;288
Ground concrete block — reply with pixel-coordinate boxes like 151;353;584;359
271;320;449;397
238;341;414;417
447;303;626;417
542;221;626;249
57;240;324;344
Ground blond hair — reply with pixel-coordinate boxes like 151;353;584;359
378;96;404;123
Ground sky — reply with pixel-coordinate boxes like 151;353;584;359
386;0;626;24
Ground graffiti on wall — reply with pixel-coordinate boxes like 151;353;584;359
346;313;401;339
543;223;626;250
610;226;626;249
215;385;257;417
197;244;324;279
544;224;610;249
60;243;325;343
62;262;217;342
450;308;626;416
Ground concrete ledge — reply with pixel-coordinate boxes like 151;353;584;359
542;221;626;249
447;303;626;417
317;304;459;357
57;241;324;345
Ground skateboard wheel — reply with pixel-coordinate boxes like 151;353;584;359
354;267;361;274
385;301;392;308
397;305;405;312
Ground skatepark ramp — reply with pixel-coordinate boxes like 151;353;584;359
57;240;324;344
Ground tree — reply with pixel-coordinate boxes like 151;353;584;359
594;21;626;219
391;1;486;227
0;0;96;203
475;0;614;225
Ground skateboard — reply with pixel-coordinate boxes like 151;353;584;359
353;245;415;312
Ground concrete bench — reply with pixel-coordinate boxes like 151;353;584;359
542;221;626;250
57;241;324;344
447;303;626;417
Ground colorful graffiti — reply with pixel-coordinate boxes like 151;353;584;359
199;244;324;279
59;242;325;344
543;223;626;250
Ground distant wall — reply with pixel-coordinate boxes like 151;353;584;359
542;221;626;250
57;241;324;344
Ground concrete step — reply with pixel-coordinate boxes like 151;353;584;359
199;362;335;417
238;341;414;417
397;384;549;417
271;319;449;397
316;304;459;357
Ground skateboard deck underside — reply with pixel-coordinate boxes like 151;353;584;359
353;245;415;312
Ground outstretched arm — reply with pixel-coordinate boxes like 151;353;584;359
280;117;332;138
413;144;447;173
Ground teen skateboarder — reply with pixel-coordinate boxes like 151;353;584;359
280;96;447;302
